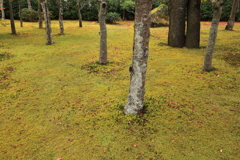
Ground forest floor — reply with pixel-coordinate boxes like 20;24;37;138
0;20;239;160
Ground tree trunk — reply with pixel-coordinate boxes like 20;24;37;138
8;0;16;34
185;0;200;48
38;0;43;29
18;0;23;27
40;0;53;45
203;0;224;72
168;0;188;48
98;0;107;64
78;0;83;27
0;0;5;20
27;0;32;10
125;0;152;114
58;0;64;34
225;0;238;30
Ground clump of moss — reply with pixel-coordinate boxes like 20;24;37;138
81;61;124;76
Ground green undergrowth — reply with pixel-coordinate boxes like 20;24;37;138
0;20;239;160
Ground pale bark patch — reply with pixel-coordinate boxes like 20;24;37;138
125;0;152;114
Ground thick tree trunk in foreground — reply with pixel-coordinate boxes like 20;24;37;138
225;0;238;30
203;0;223;71
8;0;16;34
168;0;188;48
185;0;200;48
27;0;32;10
38;0;43;29
124;0;152;114
78;0;83;27
0;0;5;20
18;0;23;27
40;0;53;45
98;0;107;64
58;0;64;34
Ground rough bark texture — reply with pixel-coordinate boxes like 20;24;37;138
203;0;223;71
38;1;43;29
0;0;5;20
225;0;238;30
185;0;200;48
98;0;107;64
168;0;188;48
8;0;16;34
27;0;32;10
58;0;64;34
124;0;152;114
40;0;53;45
18;0;23;27
78;0;83;27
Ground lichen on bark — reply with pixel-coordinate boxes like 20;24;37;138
125;0;152;114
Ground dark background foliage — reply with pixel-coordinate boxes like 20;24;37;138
2;0;239;21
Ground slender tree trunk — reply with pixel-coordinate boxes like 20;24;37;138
125;0;152;114
0;0;5;20
27;0;32;10
58;0;64;34
185;0;200;48
40;0;53;45
225;0;238;30
78;0;82;27
168;0;188;48
18;0;23;27
203;0;224;71
8;0;16;34
38;0;43;29
98;0;107;64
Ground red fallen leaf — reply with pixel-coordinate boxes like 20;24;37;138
223;124;227;127
76;102;80;104
133;144;137;147
56;158;62;160
68;139;73;142
42;138;47;141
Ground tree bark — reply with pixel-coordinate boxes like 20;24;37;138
0;0;5;20
168;0;188;48
58;0;64;34
98;0;107;64
203;0;224;71
125;0;152;114
78;0;83;27
27;0;32;10
8;0;16;34
185;0;200;48
225;0;238;30
38;0;43;29
40;0;53;45
18;0;23;27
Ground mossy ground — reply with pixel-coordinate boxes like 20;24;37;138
0;20;239;160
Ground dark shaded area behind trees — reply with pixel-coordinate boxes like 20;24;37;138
2;0;240;21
